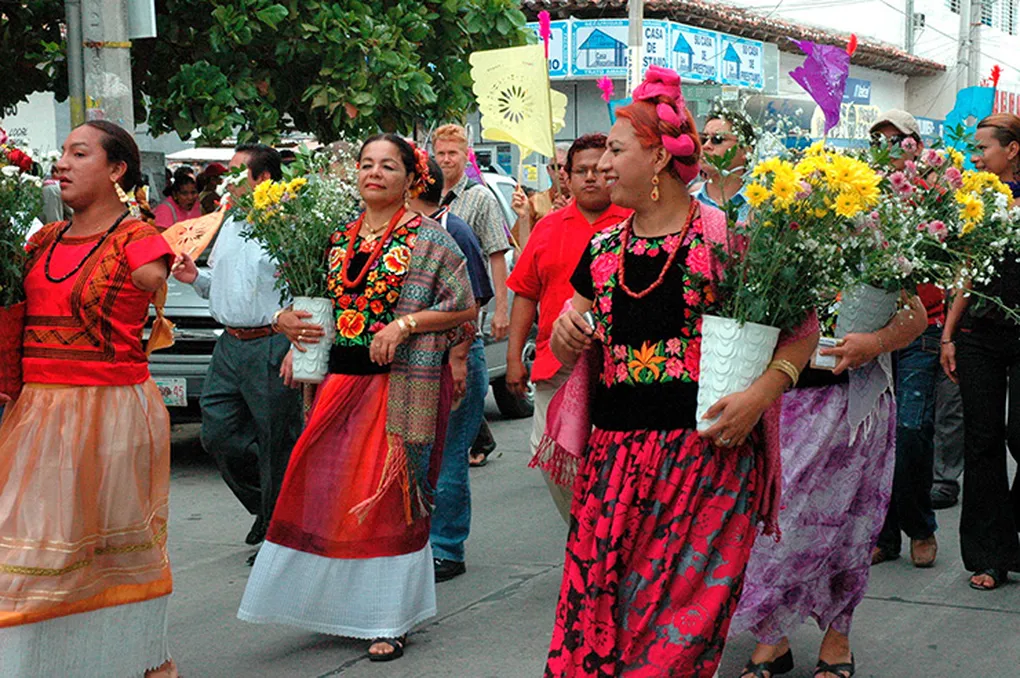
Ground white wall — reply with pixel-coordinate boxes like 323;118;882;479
725;0;1020;121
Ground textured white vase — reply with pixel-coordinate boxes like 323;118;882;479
290;296;335;384
835;283;900;338
696;315;781;432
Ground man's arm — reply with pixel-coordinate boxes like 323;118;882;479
489;251;510;340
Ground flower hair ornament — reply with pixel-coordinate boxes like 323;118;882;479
408;142;433;198
631;65;700;184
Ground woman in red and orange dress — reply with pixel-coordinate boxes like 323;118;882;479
0;121;177;676
238;134;475;661
545;67;818;677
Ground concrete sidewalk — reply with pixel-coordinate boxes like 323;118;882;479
167;407;1020;677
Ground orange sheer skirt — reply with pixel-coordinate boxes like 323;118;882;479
0;381;172;629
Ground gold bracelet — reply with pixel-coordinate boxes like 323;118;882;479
768;359;800;389
396;317;409;337
405;314;418;333
875;332;888;354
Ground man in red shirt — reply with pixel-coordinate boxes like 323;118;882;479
506;133;632;521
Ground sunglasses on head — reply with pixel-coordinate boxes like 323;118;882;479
870;132;908;149
699;133;735;145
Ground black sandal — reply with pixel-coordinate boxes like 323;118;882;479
969;568;1007;590
368;635;406;662
814;654;855;678
741;648;793;677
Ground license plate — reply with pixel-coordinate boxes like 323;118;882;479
154;378;187;407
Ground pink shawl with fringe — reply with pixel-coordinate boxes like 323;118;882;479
530;204;818;537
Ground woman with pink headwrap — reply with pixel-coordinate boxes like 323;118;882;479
542;67;818;677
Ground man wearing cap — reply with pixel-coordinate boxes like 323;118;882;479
868;110;955;569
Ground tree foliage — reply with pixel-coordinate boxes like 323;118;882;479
1;0;529;144
0;0;67;117
134;0;529;143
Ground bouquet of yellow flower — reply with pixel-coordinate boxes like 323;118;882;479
234;146;360;302
951;169;1020;285
713;143;882;331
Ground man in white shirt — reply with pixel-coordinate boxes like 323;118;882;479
172;144;301;562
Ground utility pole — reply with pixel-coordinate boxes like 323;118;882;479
905;0;915;54
968;0;982;87
626;0;644;94
65;0;86;126
956;0;972;92
81;0;135;130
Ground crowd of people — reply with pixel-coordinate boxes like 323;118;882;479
1;63;1018;678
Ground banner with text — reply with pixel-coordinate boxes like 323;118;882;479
528;18;765;90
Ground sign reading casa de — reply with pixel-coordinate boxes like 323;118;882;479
527;18;765;90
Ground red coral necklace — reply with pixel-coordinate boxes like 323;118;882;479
617;200;696;299
340;206;407;289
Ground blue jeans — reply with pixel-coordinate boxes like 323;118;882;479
430;338;487;563
877;325;940;553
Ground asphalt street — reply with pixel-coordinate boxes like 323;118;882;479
166;397;1020;678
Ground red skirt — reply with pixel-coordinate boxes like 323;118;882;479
545;427;760;678
266;371;450;560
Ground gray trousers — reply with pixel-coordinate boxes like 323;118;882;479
200;332;302;522
932;369;965;501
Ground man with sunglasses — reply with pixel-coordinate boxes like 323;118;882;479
505;133;632;521
511;143;572;247
692;110;756;223
868;110;950;570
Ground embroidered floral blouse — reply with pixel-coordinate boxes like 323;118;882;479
571;212;717;431
325;215;421;374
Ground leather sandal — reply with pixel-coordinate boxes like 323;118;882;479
969;568;1007;591
368;635;406;662
741;648;793;677
814;654;855;678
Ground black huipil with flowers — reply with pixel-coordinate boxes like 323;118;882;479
570;213;717;431
324;215;421;374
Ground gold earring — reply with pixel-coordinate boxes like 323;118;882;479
650;174;660;202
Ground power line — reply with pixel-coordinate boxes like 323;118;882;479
877;0;1020;75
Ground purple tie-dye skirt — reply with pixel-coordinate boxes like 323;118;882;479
730;383;896;644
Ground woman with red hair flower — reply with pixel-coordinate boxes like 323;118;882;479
544;66;819;677
236;134;475;662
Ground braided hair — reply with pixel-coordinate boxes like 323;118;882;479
616;67;701;184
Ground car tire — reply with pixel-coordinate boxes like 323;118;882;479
492;337;536;419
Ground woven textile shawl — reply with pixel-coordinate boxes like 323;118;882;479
351;216;474;524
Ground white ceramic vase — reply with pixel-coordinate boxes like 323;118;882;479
696;314;781;432
835;283;900;338
290;296;335;384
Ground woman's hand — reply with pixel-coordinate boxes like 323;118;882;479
370;320;409;366
276;310;325;352
819;333;883;375
451;351;468;402
699;388;771;448
550;310;593;366
941;340;958;383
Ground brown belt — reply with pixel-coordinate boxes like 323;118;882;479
225;325;274;341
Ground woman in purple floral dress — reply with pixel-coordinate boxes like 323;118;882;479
731;300;926;678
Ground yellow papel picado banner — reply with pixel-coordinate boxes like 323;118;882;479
469;44;567;158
